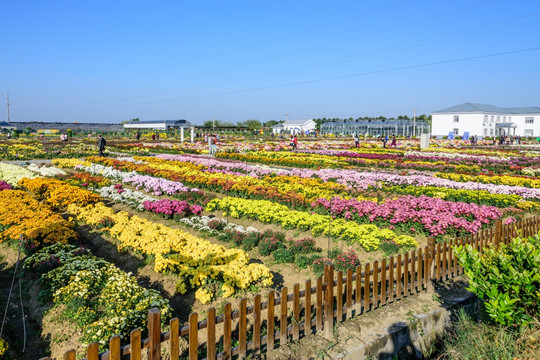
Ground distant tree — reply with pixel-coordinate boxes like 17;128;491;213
397;115;410;120
243;119;262;130
313;118;323;131
264;120;280;127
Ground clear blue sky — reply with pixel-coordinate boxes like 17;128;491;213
1;0;540;125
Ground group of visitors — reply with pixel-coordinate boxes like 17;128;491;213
289;134;298;150
60;133;69;141
375;134;396;148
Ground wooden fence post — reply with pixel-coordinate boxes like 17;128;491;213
148;308;161;360
63;350;76;360
189;313;198;360
87;343;99;360
206;309;216;360
110;335;121;360
169;318;179;360
130;330;141;360
427;237;436;292
495;219;502;247
323;263;334;338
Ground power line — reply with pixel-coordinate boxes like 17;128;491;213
116;45;540;105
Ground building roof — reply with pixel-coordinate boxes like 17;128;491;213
130;119;190;125
282;119;314;126
433;103;540;114
0;122;15;128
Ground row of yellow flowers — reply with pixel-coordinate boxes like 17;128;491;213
19;177;102;210
216;151;348;168
0;189;76;248
435;172;540;189
67;202;273;303
206;196;418;251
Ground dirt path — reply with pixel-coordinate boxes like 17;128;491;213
0;243;49;360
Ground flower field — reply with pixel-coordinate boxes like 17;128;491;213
2;135;540;358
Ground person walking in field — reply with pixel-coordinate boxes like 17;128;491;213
293;134;298;150
354;134;359;148
391;134;397;147
97;134;106;156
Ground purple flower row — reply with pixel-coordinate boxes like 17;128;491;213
0;180;12;191
156;154;277;177
143;199;203;217
122;174;198;196
312;195;502;236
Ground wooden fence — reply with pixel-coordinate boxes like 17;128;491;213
43;217;540;360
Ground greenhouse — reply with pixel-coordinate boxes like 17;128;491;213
320;119;429;137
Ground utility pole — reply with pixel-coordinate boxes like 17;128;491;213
6;93;10;123
212;116;215;131
413;108;416;138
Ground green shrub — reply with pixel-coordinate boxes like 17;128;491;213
259;236;285;256
328;248;342;259
454;234;540;327
312;257;331;276
333;250;360;272
289;237;316;255
272;248;294;263
380;240;400;257
294;254;312;269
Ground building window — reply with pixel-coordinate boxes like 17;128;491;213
525;129;534;137
525;117;534;124
453;115;459;123
484;128;488;136
490;129;494;136
453;128;459;135
490;116;494;123
496;116;500;123
483;115;488;125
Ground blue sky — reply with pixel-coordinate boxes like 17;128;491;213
1;0;540;125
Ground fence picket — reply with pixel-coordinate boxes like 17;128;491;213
253;295;261;356
405;252;410;296
206;308;216;360
223;303;232;360
324;264;334;336
304;280;312;335
267;291;275;351
337;271;343;321
239;299;247;359
293;284;300;341
396;254;402;300
189;313;198;360
110;335;121;360
148;308;161;360
381;259;387;306
280;287;288;346
346;269;353;319
389;256;395;302
355;266;362;313
170;318;179;360
316;277;323;332
86;343;99;360
373;261;379;308
363;263;370;312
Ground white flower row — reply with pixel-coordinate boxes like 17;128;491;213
0;162;38;185
27;163;67;177
75;163;138;181
179;216;259;236
96;185;156;211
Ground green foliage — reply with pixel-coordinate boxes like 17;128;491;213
258;236;285;256
439;308;539;360
294;254;312;269
379;240;400;257
272;248;294;263
454;234;540;327
289;237;316;255
333;250;361;272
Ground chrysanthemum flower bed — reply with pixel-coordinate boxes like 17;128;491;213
24;243;171;350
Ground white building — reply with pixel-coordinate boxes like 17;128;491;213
123;119;191;131
432;103;540;138
271;119;317;135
